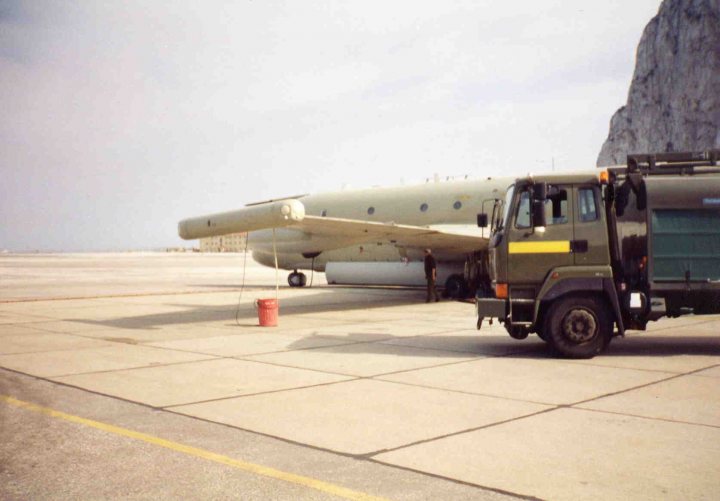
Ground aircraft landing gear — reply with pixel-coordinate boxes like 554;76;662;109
444;274;468;299
288;270;307;287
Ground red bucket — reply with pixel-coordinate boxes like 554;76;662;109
256;298;279;327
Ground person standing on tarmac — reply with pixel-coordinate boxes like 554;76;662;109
424;248;440;303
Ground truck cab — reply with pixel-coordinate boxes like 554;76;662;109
477;150;720;358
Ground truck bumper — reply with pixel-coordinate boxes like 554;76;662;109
476;298;508;319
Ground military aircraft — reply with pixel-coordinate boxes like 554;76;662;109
178;176;512;297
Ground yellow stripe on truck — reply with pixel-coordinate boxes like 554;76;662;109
509;241;571;254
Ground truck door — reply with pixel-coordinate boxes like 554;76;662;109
572;185;610;266
507;184;575;286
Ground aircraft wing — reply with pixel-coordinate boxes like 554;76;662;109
178;199;488;252
296;216;488;252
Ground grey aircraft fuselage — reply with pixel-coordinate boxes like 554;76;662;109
247;176;513;272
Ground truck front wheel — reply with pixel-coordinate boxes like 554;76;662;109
545;296;612;359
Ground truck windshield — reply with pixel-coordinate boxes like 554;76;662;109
499;185;514;230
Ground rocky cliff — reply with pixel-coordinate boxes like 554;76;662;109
597;0;720;166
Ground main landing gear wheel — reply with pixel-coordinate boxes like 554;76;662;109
545;295;612;359
444;274;468;299
288;271;307;287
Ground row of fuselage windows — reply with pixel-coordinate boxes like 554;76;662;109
319;201;464;217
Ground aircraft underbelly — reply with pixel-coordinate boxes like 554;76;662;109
252;241;406;271
325;261;465;287
252;248;465;287
247;228;368;254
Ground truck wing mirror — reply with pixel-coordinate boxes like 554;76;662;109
533;182;548;201
477;213;489;228
532;200;546;227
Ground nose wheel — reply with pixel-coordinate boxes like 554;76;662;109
288;271;307;287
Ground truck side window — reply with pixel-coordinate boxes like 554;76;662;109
544;187;567;225
578;187;598;222
515;191;531;228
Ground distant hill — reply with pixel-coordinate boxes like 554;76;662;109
597;0;720;166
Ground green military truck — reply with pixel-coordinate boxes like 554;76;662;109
476;150;720;358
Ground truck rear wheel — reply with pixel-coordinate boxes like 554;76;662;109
545;295;611;359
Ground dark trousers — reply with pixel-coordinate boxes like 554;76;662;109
426;277;439;302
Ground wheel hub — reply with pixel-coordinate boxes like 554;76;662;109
562;309;597;343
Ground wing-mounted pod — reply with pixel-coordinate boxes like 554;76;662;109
178;199;305;240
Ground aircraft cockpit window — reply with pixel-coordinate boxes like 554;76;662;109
420;203;429;212
367;207;375;215
453;201;462;210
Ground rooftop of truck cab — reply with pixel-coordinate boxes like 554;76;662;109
515;170;602;186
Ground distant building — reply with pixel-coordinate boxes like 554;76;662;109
199;233;248;252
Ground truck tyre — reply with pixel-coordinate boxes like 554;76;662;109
544;295;612;359
536;327;548;342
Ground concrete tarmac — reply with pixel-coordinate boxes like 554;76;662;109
1;252;719;500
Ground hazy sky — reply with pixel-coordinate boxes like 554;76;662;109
1;0;661;251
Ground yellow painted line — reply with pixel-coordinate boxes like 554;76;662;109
1;395;388;501
509;240;571;254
